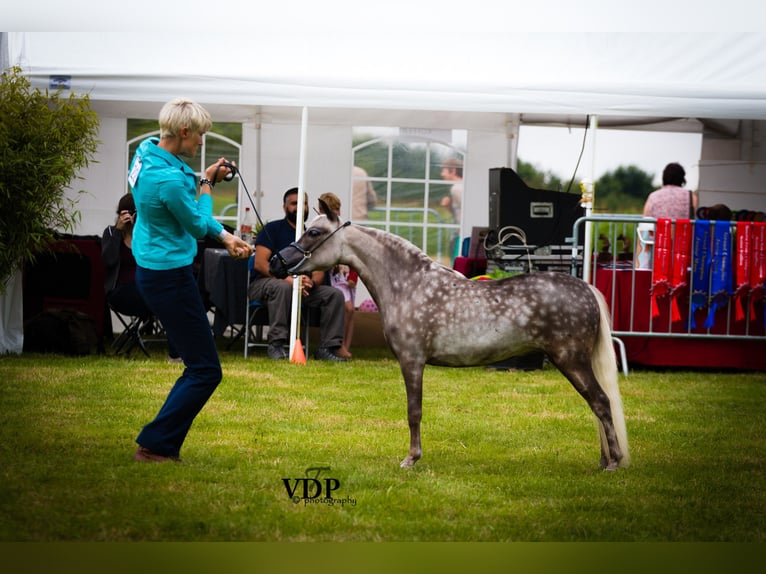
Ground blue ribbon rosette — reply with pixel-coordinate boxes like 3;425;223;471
704;221;732;329
689;221;711;329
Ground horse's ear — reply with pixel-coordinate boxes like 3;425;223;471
318;198;339;223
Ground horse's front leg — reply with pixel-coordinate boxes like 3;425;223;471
399;362;425;468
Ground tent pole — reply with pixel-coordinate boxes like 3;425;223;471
289;107;309;359
506;114;520;169
254;107;262;218
581;114;597;281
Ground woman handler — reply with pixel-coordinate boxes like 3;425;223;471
129;98;252;462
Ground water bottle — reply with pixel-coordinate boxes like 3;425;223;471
240;207;255;245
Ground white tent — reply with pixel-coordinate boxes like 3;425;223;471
3;19;766;353
8;31;766;123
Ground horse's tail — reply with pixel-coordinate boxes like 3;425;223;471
588;284;630;468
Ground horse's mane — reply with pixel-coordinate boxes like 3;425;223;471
352;224;439;272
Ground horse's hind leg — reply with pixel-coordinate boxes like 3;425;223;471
552;357;624;470
398;361;425;468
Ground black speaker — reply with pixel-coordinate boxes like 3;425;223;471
489;167;584;247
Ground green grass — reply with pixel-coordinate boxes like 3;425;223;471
0;345;764;542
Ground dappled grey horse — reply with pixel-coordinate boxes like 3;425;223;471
270;209;630;471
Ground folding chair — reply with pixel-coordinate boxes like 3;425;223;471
108;300;170;358
244;300;270;357
110;310;154;358
244;256;270;357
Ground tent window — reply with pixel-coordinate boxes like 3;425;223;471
126;120;242;228
352;127;465;266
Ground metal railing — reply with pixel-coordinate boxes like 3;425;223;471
569;214;766;372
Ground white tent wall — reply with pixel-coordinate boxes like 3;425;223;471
49;104;509;240
464;129;509;229
75;117;129;236
258;122;353;221
698;120;766;213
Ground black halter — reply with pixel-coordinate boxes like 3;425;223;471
285;220;351;274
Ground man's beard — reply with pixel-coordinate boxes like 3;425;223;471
286;211;307;224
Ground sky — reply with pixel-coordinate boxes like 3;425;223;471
517;126;703;192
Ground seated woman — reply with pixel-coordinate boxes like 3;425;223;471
102;193;181;362
318;192;356;358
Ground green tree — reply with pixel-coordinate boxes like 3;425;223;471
516;159;567;192
516;161;654;214
595;165;654;213
0;67;99;289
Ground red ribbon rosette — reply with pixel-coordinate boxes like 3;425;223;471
651;218;672;317
750;222;766;318
734;222;752;321
669;219;692;322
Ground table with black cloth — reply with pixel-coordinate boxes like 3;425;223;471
203;248;249;338
595;267;766;370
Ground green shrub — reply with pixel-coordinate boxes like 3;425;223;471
0;66;99;290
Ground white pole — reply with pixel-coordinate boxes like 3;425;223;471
289;107;309;358
581;114;597;282
506;113;520;169
254;107;262;217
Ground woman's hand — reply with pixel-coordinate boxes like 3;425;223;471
115;210;134;230
222;232;253;259
204;158;236;184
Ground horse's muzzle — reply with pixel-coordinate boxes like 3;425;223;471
269;244;309;278
268;251;291;278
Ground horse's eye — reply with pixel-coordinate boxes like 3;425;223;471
307;228;321;238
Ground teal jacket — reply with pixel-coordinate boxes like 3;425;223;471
128;137;224;270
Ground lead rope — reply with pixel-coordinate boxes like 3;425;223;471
214;162;289;269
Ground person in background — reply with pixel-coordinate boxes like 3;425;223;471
643;162;698;219
702;203;733;221
129;97;253;463
101;193;182;363
440;157;464;258
440;157;464;224
351;165;377;221
248;187;347;361
318;192;356;359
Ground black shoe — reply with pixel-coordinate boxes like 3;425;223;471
267;343;288;360
314;347;348;362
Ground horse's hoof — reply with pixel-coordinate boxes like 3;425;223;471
400;457;415;469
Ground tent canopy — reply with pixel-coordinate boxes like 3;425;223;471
7;29;766;129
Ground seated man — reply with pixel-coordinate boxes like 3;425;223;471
248;187;347;361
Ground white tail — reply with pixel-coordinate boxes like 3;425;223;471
589;285;630;468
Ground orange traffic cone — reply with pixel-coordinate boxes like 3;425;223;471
290;339;306;364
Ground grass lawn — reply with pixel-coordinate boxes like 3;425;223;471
0;343;764;544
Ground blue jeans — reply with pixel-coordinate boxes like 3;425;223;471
135;265;222;458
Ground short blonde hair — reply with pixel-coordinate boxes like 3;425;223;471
159;98;213;139
318;192;341;215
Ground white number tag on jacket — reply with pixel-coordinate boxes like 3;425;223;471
128;157;143;187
